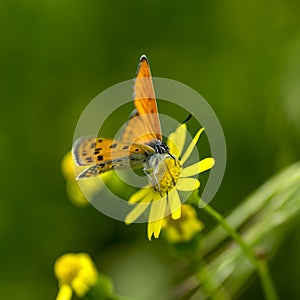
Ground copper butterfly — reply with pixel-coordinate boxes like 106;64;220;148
73;55;175;191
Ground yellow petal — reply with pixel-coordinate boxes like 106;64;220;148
148;195;167;223
167;123;187;158
168;188;181;219
56;284;73;300
180;128;205;165
147;195;167;240
176;178;200;191
128;187;151;203
147;221;155;240
125;195;152;225
180;158;215;177
148;219;164;240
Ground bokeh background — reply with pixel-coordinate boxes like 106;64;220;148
1;1;300;299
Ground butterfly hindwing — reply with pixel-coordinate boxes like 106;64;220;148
76;154;149;179
77;163;114;178
77;158;129;178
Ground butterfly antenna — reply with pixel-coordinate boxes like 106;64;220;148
167;151;177;165
181;113;193;125
165;113;194;144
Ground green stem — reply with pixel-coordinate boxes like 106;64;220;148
199;199;279;300
257;259;279;300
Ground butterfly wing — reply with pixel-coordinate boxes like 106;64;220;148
73;137;155;166
121;109;157;143
76;157;144;178
73;137;155;178
121;55;162;143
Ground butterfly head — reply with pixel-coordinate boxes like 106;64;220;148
148;140;170;155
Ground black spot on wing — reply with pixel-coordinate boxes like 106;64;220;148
86;157;93;163
109;143;117;149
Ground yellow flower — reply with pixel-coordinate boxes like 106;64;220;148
162;204;204;243
125;124;215;240
61;152;108;207
54;253;98;300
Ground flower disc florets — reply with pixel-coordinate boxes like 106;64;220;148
154;157;181;195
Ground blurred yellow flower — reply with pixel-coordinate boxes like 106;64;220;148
61;151;109;207
163;204;204;243
54;253;98;300
125;124;215;240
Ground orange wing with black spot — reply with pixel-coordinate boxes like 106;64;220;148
73;137;155;166
72;137;156;178
76;159;135;178
122;55;162;143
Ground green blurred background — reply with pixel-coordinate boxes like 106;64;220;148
1;0;300;299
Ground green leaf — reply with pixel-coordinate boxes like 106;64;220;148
190;161;300;299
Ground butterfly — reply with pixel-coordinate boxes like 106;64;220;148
73;55;174;190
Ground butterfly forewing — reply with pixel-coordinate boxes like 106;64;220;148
128;55;162;142
121;110;162;144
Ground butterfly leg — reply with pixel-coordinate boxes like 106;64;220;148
152;172;163;196
143;166;163;196
164;159;176;186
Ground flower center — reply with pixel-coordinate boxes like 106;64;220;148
154;156;181;195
